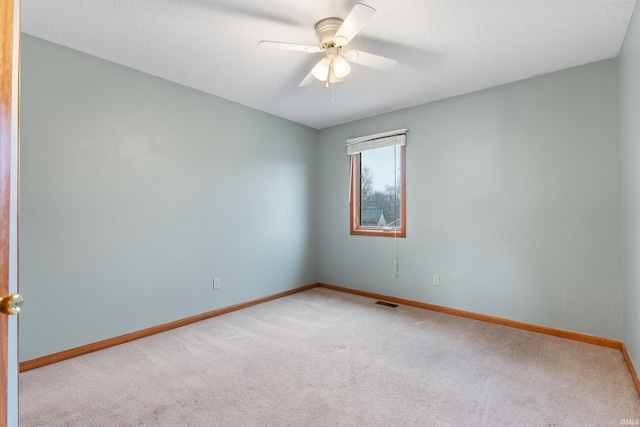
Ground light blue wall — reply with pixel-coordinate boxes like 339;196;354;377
317;59;622;340
620;6;640;374
19;35;318;361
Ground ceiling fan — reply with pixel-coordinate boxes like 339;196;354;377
258;3;397;87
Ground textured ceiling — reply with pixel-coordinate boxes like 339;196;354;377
22;0;637;129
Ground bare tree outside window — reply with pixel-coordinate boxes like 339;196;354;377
360;147;401;228
351;145;406;237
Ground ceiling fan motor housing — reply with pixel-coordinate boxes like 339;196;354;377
315;18;344;47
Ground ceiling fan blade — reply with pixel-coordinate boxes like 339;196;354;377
300;56;333;87
344;50;397;71
258;41;322;53
333;3;376;46
299;69;317;87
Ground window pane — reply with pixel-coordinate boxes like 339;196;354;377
360;145;402;229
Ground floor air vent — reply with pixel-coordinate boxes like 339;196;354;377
375;301;398;308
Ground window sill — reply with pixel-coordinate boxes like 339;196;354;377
350;228;406;238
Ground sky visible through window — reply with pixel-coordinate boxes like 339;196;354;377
361;146;401;192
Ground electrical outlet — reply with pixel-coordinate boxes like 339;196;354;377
433;275;440;286
213;278;221;289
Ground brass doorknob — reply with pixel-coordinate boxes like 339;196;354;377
0;294;23;315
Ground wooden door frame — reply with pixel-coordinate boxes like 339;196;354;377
1;0;19;424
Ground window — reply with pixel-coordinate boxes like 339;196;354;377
347;130;406;237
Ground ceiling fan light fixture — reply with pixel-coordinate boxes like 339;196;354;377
312;57;331;81
328;66;344;84
332;56;351;78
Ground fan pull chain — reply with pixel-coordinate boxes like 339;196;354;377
324;80;335;102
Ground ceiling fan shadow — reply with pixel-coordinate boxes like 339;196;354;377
168;0;302;27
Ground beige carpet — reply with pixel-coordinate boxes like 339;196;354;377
19;287;640;426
